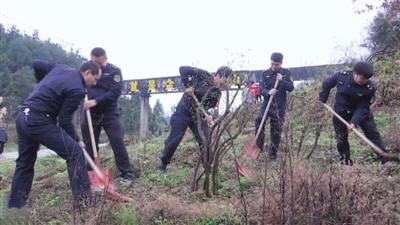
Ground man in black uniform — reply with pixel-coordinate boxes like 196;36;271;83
81;47;135;182
158;66;234;172
255;52;294;160
319;62;387;165
8;61;101;209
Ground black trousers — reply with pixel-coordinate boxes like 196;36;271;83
0;128;6;154
81;111;133;177
332;111;386;161
160;110;209;165
0;141;4;154
255;101;285;154
9;110;91;208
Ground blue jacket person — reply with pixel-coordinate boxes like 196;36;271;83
8;61;101;208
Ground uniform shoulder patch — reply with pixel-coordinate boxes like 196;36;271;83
114;74;122;83
108;63;121;71
109;63;118;69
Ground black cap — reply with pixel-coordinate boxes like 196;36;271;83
216;66;234;78
271;52;283;63
353;62;374;79
32;59;54;83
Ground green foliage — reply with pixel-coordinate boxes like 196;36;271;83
119;95;141;136
366;2;400;51
193;208;240;225
42;192;63;207
119;96;169;137
373;51;400;107
0;23;86;120
194;218;225;225
193;213;240;225
112;206;141;225
149;99;169;136
144;166;189;186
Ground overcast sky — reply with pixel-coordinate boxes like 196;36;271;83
0;0;377;114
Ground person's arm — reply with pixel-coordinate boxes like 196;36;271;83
281;70;294;92
94;68;123;106
58;90;85;141
319;73;339;103
350;91;375;126
259;72;271;97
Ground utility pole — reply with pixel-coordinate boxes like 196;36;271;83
139;90;150;139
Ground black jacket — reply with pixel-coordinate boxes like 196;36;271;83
23;64;85;141
176;66;221;115
259;68;294;110
87;63;123;113
319;71;377;126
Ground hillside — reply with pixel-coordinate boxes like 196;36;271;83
1;53;399;224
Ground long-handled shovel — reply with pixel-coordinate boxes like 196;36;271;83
322;103;399;161
84;96;132;202
242;78;280;160
82;147;133;202
190;92;251;177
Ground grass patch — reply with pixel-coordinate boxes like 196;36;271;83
2;143;17;153
41;192;65;207
144;165;190;186
193;207;240;225
0;161;16;176
112;206;141;225
33;157;66;181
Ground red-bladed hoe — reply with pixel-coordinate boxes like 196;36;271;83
84;96;132;202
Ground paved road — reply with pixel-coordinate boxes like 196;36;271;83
0;143;109;161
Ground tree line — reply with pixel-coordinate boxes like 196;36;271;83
0;23;168;138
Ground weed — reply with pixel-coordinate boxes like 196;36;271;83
112;206;141;225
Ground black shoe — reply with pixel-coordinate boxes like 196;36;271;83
340;158;353;166
268;151;277;161
157;164;167;173
120;173;137;183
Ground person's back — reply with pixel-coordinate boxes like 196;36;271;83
24;64;85;117
176;66;221;115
